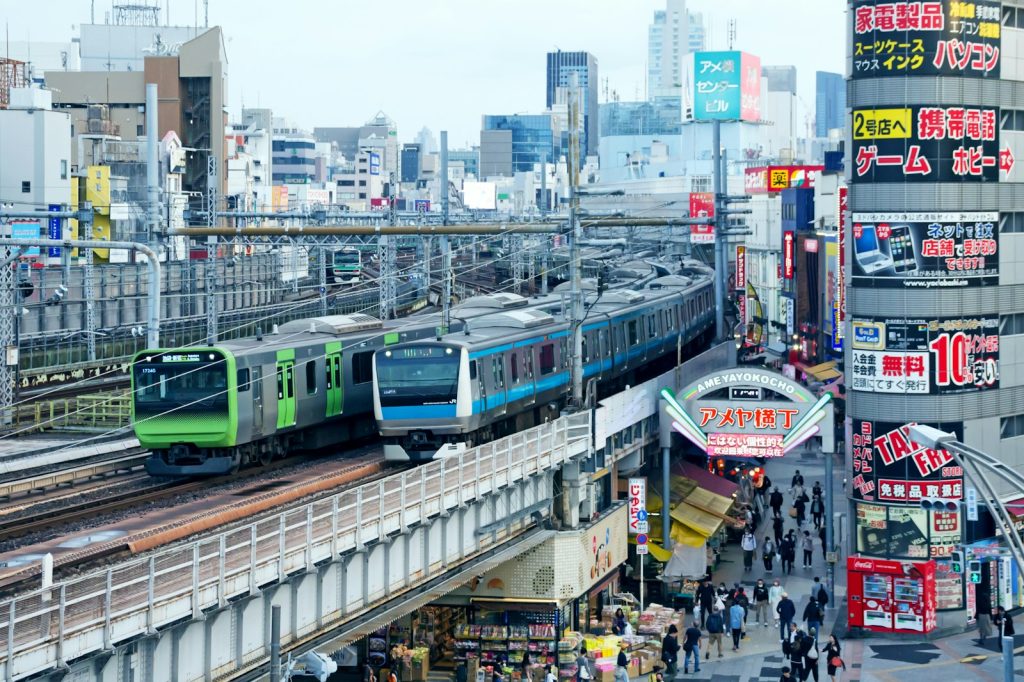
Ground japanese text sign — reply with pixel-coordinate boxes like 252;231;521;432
692;51;761;121
735;245;746;289
852;106;1002;183
851;419;965;505
689;192;715;243
783;231;795;279
744;165;824;194
852;0;1001;79
851;315;999;395
627;478;647;535
850;212;998;288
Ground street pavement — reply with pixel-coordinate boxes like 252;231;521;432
666;446;1024;681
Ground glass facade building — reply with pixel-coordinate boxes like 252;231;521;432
481;115;555;174
815;71;845;138
545;51;598;157
271;137;315;184
599;98;682;138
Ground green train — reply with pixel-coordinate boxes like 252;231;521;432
131;314;438;476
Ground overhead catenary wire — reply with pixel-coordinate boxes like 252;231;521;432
0;231;560;440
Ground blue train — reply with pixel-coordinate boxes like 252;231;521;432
372;275;715;461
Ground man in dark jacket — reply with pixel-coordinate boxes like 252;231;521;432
705;609;724;659
697;580;716;628
774;515;785;545
776;593;797;641
753;579;771;626
770;487;784;518
803;597;823;635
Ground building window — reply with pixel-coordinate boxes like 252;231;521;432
1000;312;1024;336
21;181;30;193
358;193;366;199
137;124;144;136
691;176;712;192
358;180;366;187
1001;413;1024;439
59;160;68;180
1001;212;1024;233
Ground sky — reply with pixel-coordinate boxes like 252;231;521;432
1;0;846;149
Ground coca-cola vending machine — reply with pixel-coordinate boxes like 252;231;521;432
847;556;937;633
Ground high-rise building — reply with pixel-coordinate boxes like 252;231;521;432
480;115;558;177
545;51;598;157
814;71;845;138
400;143;421;183
846;1;1014;623
647;0;706;99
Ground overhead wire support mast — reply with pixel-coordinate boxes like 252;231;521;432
568;72;585;409
441;131;452;334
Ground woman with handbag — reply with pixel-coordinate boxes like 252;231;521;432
824;634;845;682
576;645;594;682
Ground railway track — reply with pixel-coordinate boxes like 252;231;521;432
0;447;149;499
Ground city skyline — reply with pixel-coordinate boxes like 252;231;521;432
3;0;845;149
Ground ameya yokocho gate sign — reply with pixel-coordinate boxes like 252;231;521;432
660;368;835;458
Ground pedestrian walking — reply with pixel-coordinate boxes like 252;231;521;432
824;634;845;682
770;580;784;628
994;605;1015;637
742;529;757;572
697;579;716;628
777;592;797;641
976;589;993;646
794;496;807;529
818;526;827;560
787;630;806;681
802;531;815;569
728;601;745;651
781;532;797;574
770;487;784;518
810;495;824;530
763;536;777;573
682;621;702;675
661;624;680;676
705;608;725;659
802;628;820;682
576;647;594;682
774;516;785;545
754;579;771;626
614;651;630;682
812;577;829;610
736;587;750;624
803;597;823;635
791;470;805;489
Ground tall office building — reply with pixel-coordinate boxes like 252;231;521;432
847;0;1014;625
545;51;598;157
647;0;706;99
815;71;845;138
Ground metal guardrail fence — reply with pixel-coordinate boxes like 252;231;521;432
0;412;591;681
8;392;131;434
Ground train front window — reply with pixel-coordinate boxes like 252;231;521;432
133;352;229;416
376;346;460;406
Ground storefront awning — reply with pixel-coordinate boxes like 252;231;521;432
304;529;555;650
1004;496;1024;517
669;502;724;539
803;360;841;381
672;461;740;500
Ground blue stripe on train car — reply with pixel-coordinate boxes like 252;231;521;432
469;343;514;360
381;404;457;419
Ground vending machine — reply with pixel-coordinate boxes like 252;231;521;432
847;556;937;634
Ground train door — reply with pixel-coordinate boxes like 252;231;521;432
473;360;486;413
276;350;296;429
251;367;264;434
325;342;343;417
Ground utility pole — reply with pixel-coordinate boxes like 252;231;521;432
145;83;161;247
206;153;219;345
711;119;751;342
440;131;452;334
568;72;584;407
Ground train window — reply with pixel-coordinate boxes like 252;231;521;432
334;357;342;388
582;337;588;362
540;344;555;375
492;357;505;388
525;351;534;379
510;354;519;382
237;368;250;392
648;315;656;337
285;367;294;398
628;320;639;346
277;368;284;400
353;351;373;384
305;360;317;395
469;360;477;380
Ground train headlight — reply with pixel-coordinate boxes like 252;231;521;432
445;348;453;355
208;353;216;360
385;350;392;358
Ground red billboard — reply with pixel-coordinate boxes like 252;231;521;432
744;165;825;194
783;231;795;279
689;192;715;244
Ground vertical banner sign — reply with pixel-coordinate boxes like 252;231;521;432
735;245;746;289
838;187;847;335
689;192;716;243
627;478;647;535
965;487;978;521
47;204;62;259
784;297;795;336
783;231;795;279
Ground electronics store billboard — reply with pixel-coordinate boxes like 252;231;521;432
851;315;999;395
852;0;1001;80
850;212;998;288
852;105;1002;183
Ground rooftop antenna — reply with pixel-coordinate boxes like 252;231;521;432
727;18;737;50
